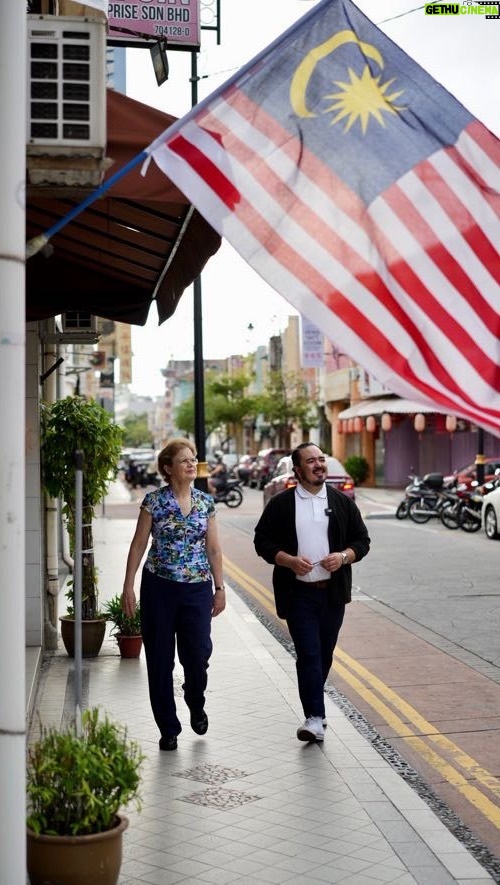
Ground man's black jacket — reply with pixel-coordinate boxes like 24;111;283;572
254;485;370;618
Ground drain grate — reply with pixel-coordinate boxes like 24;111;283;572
179;786;261;809
174;763;248;785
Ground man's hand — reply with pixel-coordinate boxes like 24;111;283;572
275;552;315;576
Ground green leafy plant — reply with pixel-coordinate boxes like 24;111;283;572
103;594;141;638
344;454;370;486
41;396;123;619
27;707;144;837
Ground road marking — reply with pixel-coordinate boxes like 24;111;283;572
223;555;500;833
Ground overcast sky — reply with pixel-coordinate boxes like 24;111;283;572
124;0;500;396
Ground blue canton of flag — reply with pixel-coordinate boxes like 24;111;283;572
145;0;500;436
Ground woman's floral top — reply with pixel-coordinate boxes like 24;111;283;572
141;486;215;583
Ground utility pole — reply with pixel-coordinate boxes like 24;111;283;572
0;4;27;882
475;427;485;486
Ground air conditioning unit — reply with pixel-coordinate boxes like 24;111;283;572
26;15;107;188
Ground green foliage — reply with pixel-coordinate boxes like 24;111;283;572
258;372;318;441
121;413;152;448
175;394;219;438
41;396;124;619
344;454;370;486
175;372;258;440
27;707;144;837
103;594;141;638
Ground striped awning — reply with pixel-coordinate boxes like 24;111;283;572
338;398;446;420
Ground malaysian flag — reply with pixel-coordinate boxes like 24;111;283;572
145;0;500;436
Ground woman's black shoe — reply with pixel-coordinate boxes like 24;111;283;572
159;735;178;751
190;711;209;735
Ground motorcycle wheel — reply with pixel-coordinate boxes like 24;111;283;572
408;499;434;524
395;501;409;520
440;502;460;530
224;487;243;508
459;510;482;533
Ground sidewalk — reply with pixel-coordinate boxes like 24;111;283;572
29;487;495;885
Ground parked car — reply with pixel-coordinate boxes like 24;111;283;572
445;457;500;490
481;482;500;540
249;448;289;490
262;455;355;506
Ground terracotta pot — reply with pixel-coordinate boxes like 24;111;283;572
27;814;128;885
60;616;106;658
117;634;143;659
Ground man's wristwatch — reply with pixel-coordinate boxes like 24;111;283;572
215;585;225;592
340;552;348;566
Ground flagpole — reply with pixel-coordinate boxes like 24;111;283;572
191;49;208;490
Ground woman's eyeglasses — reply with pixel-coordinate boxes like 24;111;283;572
177;458;198;465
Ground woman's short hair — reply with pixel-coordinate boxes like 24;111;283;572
158;438;197;478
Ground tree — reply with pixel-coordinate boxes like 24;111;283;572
175;372;258;449
121;413;152;448
258;371;318;447
41;396;123;619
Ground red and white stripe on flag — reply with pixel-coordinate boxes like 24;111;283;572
148;91;500;436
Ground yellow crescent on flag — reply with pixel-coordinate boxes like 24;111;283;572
290;30;384;119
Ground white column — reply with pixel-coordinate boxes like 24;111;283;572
0;2;27;883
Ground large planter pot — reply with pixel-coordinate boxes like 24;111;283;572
117;634;143;659
60;616;106;658
27;814;128;885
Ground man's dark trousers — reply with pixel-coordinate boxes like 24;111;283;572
286;583;345;719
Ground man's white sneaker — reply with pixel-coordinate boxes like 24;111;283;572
297;716;324;742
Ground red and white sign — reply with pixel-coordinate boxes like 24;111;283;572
108;0;200;49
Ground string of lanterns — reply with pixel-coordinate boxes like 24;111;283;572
337;413;458;433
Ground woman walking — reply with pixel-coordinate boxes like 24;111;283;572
122;438;225;750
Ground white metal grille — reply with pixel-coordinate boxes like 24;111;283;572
27;16;106;150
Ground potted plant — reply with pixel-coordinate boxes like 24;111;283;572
103;593;142;659
41;395;123;657
344;454;370;486
27;706;144;885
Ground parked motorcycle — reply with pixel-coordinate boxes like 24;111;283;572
407;473;450;524
395;474;426;520
457;479;498;532
213;478;244;508
439;484;467;530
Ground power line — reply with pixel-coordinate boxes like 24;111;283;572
377;3;440;25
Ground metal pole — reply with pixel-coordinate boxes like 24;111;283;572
0;2;26;881
74;451;84;735
475;427;485;486
191;50;208;491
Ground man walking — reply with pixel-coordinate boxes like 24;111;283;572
254;443;370;743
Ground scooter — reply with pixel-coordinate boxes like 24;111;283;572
407;473;457;524
395;474;426;519
457;479;498;532
213;478;244;508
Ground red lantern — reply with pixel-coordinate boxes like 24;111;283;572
446;415;457;433
353;416;364;433
347;419;354;433
414;413;426;433
366;415;376;433
381;412;392;432
337;420;343;434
